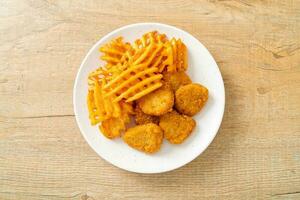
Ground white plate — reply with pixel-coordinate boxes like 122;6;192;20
73;23;225;173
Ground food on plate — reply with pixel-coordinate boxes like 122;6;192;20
86;31;209;153
159;111;196;144
163;71;192;92
137;85;174;116
123;123;163;153
134;106;159;125
175;83;209;116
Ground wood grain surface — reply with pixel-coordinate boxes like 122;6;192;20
1;0;299;199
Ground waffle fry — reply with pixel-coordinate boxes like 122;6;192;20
173;38;188;71
133;32;188;73
102;32;169;102
100;37;131;65
133;31;167;50
87;78;122;124
87;90;101;125
156;38;188;72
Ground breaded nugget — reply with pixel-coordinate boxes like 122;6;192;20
159;111;196;144
163;71;192;92
99;109;131;139
134;106;159;125
100;116;128;139
123;123;163;153
175;83;208;116
138;85;174;116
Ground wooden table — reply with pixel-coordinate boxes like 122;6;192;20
1;1;299;199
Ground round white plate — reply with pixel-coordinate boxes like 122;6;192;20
73;23;225;173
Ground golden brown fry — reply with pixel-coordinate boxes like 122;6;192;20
134;106;159;125
138;85;174;116
87;78;130;126
159;111;196;144
123;123;163;153
103;37;165;103
163;71;192;92
175;83;209;116
157;38;188;73
100;37;131;65
175;39;188;71
93;80;121;121
87;90;101;125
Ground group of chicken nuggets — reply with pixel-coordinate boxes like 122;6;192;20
87;31;209;154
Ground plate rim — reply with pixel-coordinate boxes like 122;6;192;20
73;22;225;173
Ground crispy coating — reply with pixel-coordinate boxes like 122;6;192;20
100;119;123;139
100;115;129;139
123;123;163;153
163;71;192;92
159;111;196;144
138;85;174;116
134;106;159;125
175;83;209;116
99;101;133;139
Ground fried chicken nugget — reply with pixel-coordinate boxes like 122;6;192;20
175;83;209;116
137;85;174;116
134;106;159;125
100;117;126;139
123;123;163;153
163;71;192;92
99;102;133;139
159;111;196;144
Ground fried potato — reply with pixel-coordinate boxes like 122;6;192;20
159;111;196;144
173;38;188;72
87;31;195;150
134;106;159;125
138;85;174;116
87;79;122;123
87;90;101;125
123;123;163;153
99;37;131;65
163;71;192;92
175;83;209;116
103;32;166;103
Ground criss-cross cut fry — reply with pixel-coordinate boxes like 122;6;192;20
131;32;187;73
87;90;101;125
102;34;167;102
133;31;167;50
170;38;188;72
100;37;132;65
156;38;188;72
87;79;123;124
